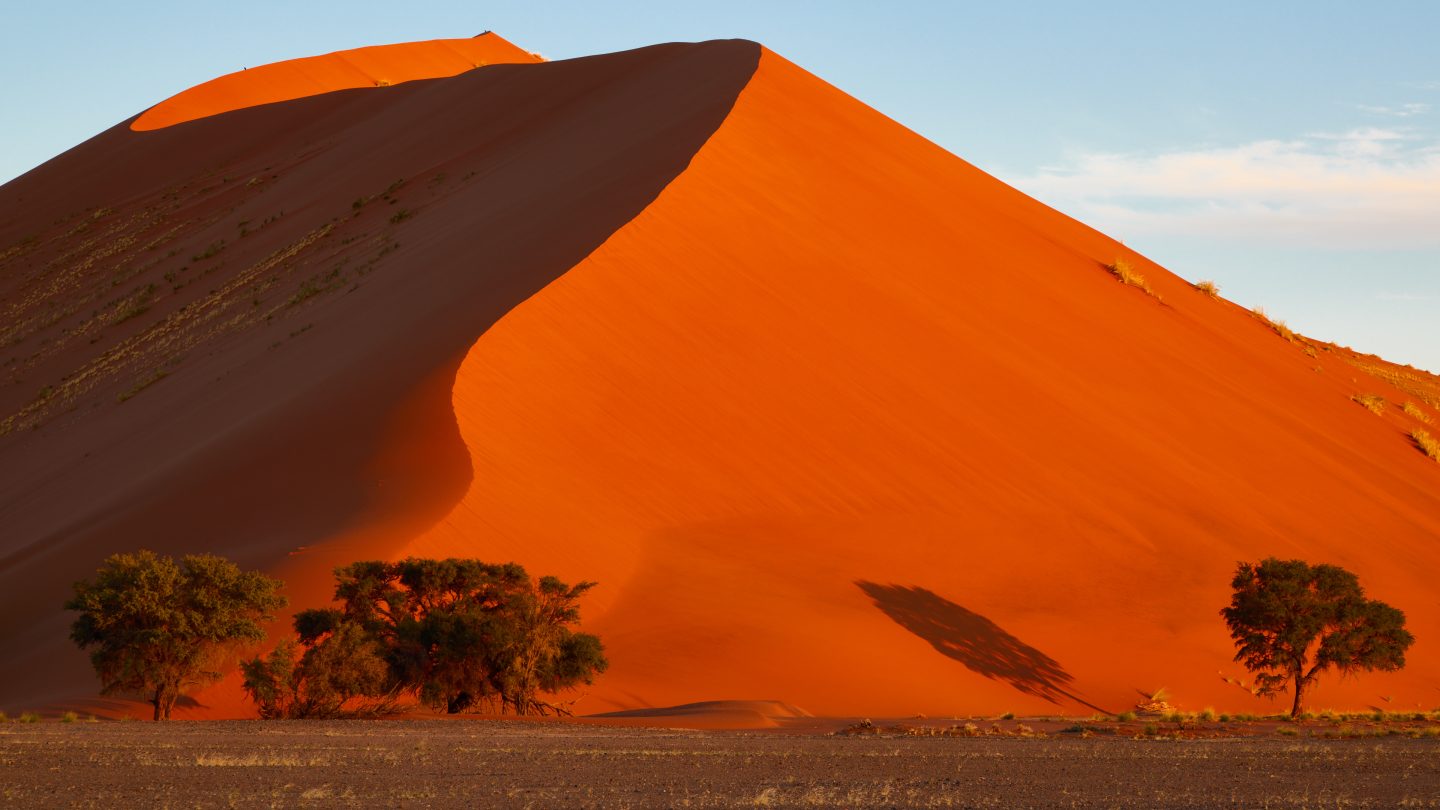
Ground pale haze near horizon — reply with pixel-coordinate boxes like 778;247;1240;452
3;0;1437;371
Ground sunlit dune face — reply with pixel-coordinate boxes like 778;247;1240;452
131;35;541;131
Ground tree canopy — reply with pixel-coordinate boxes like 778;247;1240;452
66;550;286;720
1220;557;1413;717
242;558;606;718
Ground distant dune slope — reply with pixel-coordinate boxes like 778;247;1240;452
0;37;758;713
2;37;1437;721
404;47;1440;718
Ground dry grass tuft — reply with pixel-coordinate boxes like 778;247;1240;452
1353;394;1386;415
1252;307;1297;343
1413;429;1440;462
1194;279;1220;298
1402;402;1432;423
1104;259;1157;297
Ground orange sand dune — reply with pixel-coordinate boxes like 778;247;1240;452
402;47;1440;718
4;37;1440;722
133;33;541;131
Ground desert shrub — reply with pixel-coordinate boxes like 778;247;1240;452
1221;557;1413;718
247;558;606;717
241;630;395;719
1104;259;1155;296
1252;307;1296;342
1353;394;1386;415
1194;279;1220;298
1115;711;1136;722
1199;708;1217;722
66;550;285;720
1413;429;1440;461
1141;723;1158;736
1276;726;1299;736
20;712;40;723
190;241;225;262
1403;402;1432;423
60;711;78;723
999;711;1015;720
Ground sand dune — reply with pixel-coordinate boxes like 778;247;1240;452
3;37;1439;721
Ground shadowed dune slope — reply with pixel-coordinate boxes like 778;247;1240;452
0;39;759;714
404;47;1440;718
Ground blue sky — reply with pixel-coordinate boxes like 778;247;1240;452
4;1;1438;370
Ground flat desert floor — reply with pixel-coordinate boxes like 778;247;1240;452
3;720;1439;808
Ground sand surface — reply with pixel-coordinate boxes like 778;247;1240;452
4;720;1439;808
2;36;1439;722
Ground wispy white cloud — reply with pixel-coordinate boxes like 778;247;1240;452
1358;102;1430;117
1008;128;1440;250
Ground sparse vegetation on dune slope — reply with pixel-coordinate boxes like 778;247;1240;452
1103;258;1158;298
1414;429;1440;461
1353;393;1386;414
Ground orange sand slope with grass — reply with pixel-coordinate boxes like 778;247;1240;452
3;38;1440;723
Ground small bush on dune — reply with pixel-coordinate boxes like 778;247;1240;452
20;712;40;723
1194;279;1220;298
1403;402;1432;423
1414;429;1440;461
1252;307;1296;342
1104;259;1157;297
1353;394;1386;415
60;711;77;723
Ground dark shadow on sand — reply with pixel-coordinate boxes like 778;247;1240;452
857;581;1109;714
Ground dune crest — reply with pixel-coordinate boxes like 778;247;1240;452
132;33;541;131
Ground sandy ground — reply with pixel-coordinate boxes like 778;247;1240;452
2;719;1438;808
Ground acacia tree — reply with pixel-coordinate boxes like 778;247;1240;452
1220;557;1413;717
66;550;285;720
245;558;607;717
240;624;396;719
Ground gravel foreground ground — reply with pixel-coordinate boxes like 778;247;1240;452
3;720;1439;808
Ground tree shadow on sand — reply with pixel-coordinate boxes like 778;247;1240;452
857;581;1108;713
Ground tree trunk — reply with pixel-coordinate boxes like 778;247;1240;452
1290;671;1305;718
152;686;164;721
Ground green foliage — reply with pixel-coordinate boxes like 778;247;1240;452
244;558;606;717
20;712;40;723
240;628;394;719
66;550;286;720
1220;557;1413;718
